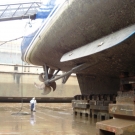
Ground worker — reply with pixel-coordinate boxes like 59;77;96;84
30;97;37;112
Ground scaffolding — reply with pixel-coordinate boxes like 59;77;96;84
0;1;42;21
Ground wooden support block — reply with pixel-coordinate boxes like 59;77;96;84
96;118;135;135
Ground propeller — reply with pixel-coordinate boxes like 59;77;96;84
39;73;56;91
34;70;56;95
34;82;51;95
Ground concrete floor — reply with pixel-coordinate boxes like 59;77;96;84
0;103;97;135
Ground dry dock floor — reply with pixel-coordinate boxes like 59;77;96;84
0;103;97;135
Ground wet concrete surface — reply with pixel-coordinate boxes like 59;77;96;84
0;103;97;135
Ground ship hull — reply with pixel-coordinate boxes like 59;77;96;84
22;0;135;78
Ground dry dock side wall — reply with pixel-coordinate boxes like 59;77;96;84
0;72;80;97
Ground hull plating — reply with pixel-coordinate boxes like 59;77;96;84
22;0;135;78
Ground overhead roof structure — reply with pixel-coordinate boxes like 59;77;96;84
0;1;42;21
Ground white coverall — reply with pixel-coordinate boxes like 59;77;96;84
30;98;37;111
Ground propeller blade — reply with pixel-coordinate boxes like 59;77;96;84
39;73;44;82
48;74;53;79
34;82;45;90
49;82;56;91
49;69;55;75
42;85;51;95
